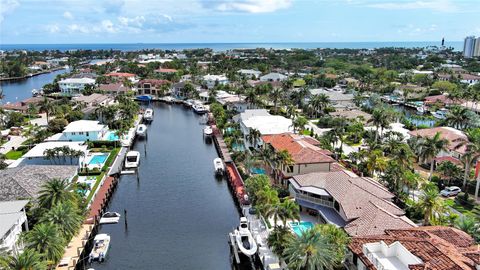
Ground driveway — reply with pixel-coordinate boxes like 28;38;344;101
0;136;27;154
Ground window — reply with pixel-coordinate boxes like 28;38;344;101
72;132;75;135
79;132;84;135
334;201;340;212
86;132;89;136
287;165;294;173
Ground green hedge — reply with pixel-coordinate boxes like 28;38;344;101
88;140;118;148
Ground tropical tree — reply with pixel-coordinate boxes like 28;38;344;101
256;188;280;216
283;224;349;270
364;149;388;177
275;150;295;175
24;223;65;264
39;97;56;122
36;178;76;210
278;199;300;226
418;132;449;180
269;87;283;113
267;226;295;258
444;105;471;130
40;202;83;239
244;174;271;205
292;116;308;134
454;128;480;197
436;161;462;185
455;216;480;242
308;94;330;118
0;248;47;270
247;128;261;149
418;183;444;225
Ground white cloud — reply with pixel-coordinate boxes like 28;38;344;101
67;24;90;34
101;19;117;33
215;0;292;13
367;0;457;12
46;24;60;33
63;11;74;20
0;0;20;23
163;14;173;22
118;15;145;27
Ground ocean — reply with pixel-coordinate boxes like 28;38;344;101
0;41;463;52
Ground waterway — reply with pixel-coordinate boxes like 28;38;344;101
0;68;67;103
93;104;245;270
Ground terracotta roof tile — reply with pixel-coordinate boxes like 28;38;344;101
409;127;467;154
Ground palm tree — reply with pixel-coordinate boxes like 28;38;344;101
455;216;480;242
365;149;388;177
308;94;330;118
24;223;65;264
247;128;261;149
283;224;348;270
279;199;300;226
454;128;480;197
292;116;308;134
39;97;55;122
244;174;271;205
418;132;449;180
37;178;76;209
267;226;295;258
256;188;280;217
275;149;295;179
367;108;390;142
418;183;444;226
269;87;283;113
40;202;83;239
444;105;470;130
0;248;47;270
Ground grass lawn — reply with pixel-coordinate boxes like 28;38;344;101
5;150;23;160
85;172;105;203
444;198;475;217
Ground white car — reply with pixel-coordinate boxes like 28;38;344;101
440;186;461;197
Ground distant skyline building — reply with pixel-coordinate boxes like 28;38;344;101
463;36;477;58
474;37;480;58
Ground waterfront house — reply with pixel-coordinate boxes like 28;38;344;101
237;69;262;79
288;170;415;237
236;109;293;149
0;165;77;201
0;96;49;113
308;88;355;109
74;93;114;108
98;83;130;96
260;72;287;82
58;77;96;96
424;94;456;107
137;79;170;96
105;72;138;83
459;73;480;85
155;68;178;74
262;133;335;185
215;90;251;113
409;127;467;166
171;81;201;98
47;120;109;142
346;226;480;270
0;200;29;254
12;141;88;167
203;74;229;89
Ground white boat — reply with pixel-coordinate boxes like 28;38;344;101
99;212;121;224
234;217;257;256
143;108;154;122
184;99;194;107
214;158;225;175
416;106;426;115
193;103;208;114
163;96;175;103
203;126;213;136
125;151;140;169
89;234;110;262
432;108;448;120
136;124;147;137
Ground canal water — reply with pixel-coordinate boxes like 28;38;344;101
94;104;244;270
0;68;67;103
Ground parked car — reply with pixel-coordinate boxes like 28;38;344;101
440;186;461;197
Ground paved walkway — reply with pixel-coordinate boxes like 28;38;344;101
29;113;49;126
0;136;27;155
56;224;94;270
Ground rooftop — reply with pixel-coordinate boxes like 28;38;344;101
23;141;88;158
290;170;415;236
409;127;467;154
58;78;96;84
0;200;29;214
63;120;106;133
0;165;77;201
349;226;480;270
262;133;334;164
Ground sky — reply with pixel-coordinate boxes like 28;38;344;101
0;0;479;44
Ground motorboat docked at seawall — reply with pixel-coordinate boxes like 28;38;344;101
125;151;140;169
432;108;448;120
234;217;258;257
203;126;213;137
416;106;426;115
213;158;225;176
143;108;154;122
136;95;153;102
183;99;194;107
99;212;121;224
136;124;147;137
89;234;110;262
31;88;44;97
193;103;208;114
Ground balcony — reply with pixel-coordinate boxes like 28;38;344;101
295;192;334;208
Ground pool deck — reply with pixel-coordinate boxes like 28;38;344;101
242;206;283;270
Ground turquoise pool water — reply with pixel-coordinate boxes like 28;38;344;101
232;142;245;152
106;132;120;141
290;221;314;236
89;154;109;165
250;167;265;175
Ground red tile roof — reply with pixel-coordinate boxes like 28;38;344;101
409;127;467;154
155;68;177;73
138;79;170;87
105;72;136;77
349;226;480;270
262;133;334;164
98;83;129;93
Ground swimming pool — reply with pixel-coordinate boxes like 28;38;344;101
232;142;245;152
89;154;109;165
290;221;314;236
250;167;265;175
106;132;120;141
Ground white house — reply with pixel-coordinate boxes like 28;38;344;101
46;120;109;142
203;74;229;89
13;141;88;167
58;77;96;96
236;109;293;149
237;69;262;79
0;200;29;254
260;72;288;82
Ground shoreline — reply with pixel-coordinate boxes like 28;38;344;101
0;67;65;82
